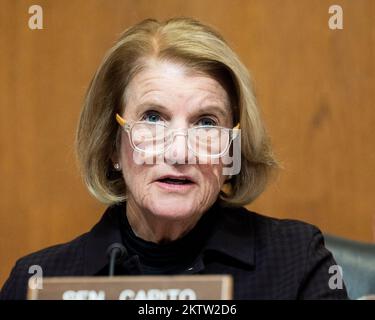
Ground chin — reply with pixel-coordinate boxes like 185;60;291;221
147;197;199;221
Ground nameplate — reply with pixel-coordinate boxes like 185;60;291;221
27;275;233;300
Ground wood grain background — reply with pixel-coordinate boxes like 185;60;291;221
1;0;374;287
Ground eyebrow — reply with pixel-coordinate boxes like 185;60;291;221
135;102;169;115
135;102;230;119
194;105;230;119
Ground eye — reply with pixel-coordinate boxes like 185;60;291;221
197;117;218;126
141;111;163;123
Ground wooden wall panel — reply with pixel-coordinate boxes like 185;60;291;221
1;0;374;287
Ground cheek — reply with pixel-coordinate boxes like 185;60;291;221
120;136;143;184
199;163;226;192
120;136;155;191
121;137;132;167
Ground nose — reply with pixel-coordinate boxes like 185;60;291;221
164;130;195;165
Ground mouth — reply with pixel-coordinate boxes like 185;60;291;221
157;177;194;185
154;175;196;191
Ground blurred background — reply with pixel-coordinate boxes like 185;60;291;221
1;0;374;287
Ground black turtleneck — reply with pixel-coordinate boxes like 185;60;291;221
119;203;218;275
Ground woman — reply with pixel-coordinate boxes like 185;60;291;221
0;17;347;299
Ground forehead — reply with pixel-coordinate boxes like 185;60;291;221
124;60;230;107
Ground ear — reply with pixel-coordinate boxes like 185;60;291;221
110;151;121;167
113;127;124;157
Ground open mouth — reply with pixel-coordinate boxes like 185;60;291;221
157;177;194;185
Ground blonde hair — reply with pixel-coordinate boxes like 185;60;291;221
76;17;279;207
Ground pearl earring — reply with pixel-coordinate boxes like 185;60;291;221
114;163;121;171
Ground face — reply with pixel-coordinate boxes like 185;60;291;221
118;60;233;222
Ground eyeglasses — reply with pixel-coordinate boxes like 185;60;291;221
116;114;240;158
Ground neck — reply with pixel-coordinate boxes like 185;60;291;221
125;199;203;244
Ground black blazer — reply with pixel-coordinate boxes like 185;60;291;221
0;203;348;300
